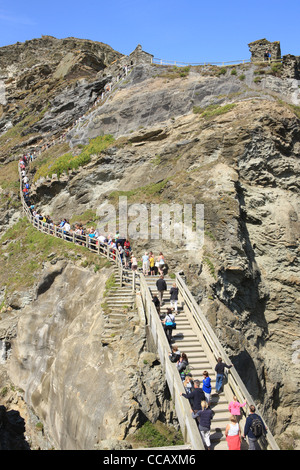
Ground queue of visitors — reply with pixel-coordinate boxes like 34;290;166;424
19;152;267;451
174;352;267;450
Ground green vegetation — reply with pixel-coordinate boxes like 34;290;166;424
0;115;40;156
33;135;115;181
203;256;216;279
103;273;117;297
238;74;245;81
204;229;216;241
151;154;161;166
129;421;184;448
217;67;227;76
36;422;44;432
109;178;169;204
290;104;300;119
277;100;300;120
193;103;236;119
70;209;99;226
159;65;190;80
0;161;21;194
0;218;108;295
270;62;283;76
0;386;8;397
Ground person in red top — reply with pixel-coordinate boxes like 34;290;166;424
124;239;131;251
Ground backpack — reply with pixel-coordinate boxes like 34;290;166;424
165;314;176;329
181;366;191;377
250;416;263;438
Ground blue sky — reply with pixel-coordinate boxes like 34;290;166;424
0;0;299;63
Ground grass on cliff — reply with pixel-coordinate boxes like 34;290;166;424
33;134;115;182
108;178;170;204
0;115;40;156
128;420;184;448
193;103;236;119
158;65;191;80
0;217;110;298
0;161;20;193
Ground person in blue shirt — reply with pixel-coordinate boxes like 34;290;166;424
202;371;211;404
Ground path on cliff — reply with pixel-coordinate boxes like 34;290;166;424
142;273;248;450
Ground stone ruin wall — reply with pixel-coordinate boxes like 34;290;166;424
248;38;300;80
248;38;281;62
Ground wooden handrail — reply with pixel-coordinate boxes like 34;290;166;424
153;58;283;67
175;272;280;450
137;273;205;449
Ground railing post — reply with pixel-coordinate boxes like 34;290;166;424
119;264;123;286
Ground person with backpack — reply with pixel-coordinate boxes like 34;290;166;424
162;308;176;344
243;405;267;450
169;345;181;363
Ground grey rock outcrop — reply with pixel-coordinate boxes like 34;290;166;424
8;262;172;449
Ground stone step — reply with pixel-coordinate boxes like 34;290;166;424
106;313;127;319
105;294;134;299
109;288;133;293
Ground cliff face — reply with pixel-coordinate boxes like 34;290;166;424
0;36;122;162
0;38;299;449
8;261;170;450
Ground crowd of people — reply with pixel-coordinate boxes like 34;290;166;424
19;153;268;452
169;352;268;450
149;270;268;451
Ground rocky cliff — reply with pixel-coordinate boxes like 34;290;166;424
0;37;299;450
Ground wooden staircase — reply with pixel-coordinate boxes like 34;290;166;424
144;273;248;450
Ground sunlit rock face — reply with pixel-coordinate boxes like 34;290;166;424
9;261;170;449
0;37;299;448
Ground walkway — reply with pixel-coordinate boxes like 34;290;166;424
144;274;248;450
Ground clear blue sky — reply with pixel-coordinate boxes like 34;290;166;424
0;0;299;63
